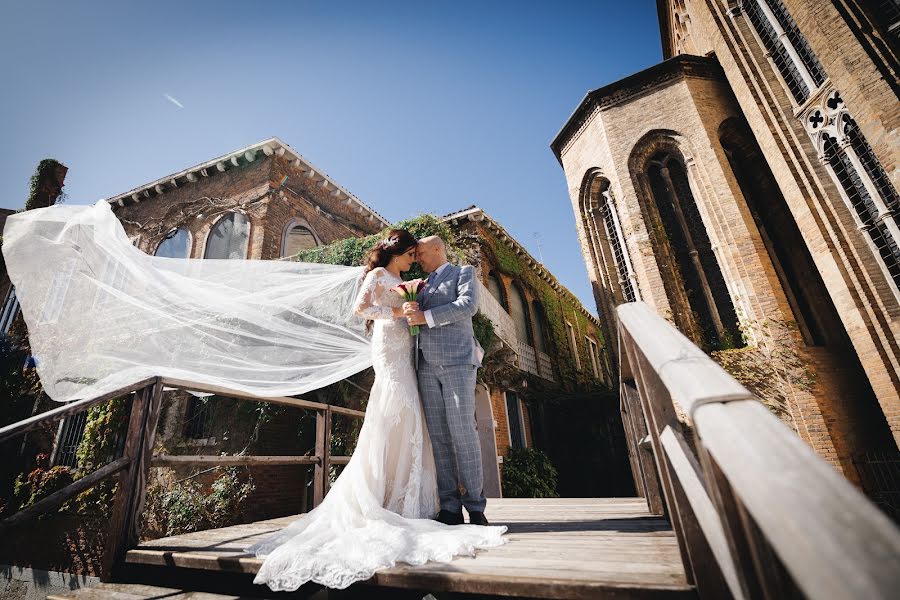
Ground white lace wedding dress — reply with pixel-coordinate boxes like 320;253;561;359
246;267;507;591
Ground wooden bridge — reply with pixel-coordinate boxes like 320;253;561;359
3;302;900;599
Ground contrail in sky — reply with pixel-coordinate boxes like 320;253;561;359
163;93;184;108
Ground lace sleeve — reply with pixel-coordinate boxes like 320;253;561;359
353;268;396;320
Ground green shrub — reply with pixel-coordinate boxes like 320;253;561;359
501;447;559;498
12;453;76;514
472;312;495;353
141;467;255;538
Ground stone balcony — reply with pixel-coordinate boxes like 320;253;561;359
477;282;554;382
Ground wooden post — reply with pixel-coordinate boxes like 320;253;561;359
124;378;165;548
100;377;164;580
622;381;664;514
620;383;645;498
322;406;333;498
100;383;150;580
624;343;694;585
659;433;737;599
313;406;331;507
698;448;775;600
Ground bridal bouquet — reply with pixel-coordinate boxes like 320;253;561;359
392;279;427;336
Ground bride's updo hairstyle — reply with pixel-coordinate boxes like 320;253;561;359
362;229;418;277
361;229;418;333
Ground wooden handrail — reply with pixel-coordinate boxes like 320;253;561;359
0;376;157;444
159;376;366;418
0;456;132;534
617;302;900;600
2;373;367;580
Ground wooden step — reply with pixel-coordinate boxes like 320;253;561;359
46;581;267;600
117;498;696;599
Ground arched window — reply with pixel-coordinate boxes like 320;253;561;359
823;132;900;287
486;272;509;311
508;283;533;345
204;212;249;260
531;300;550;354
720;117;830;346
581;175;637;304
154;228;192;259
646;151;741;349
742;0;826;104
281;221;319;258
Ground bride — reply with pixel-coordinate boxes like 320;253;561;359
0;202;505;591
246;229;507;591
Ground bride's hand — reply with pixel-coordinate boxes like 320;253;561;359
402;301;419;315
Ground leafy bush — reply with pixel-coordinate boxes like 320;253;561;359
501;447;559;498
141;467;255;538
12;453;76;514
472;312;495;354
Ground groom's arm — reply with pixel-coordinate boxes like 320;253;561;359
424;266;479;328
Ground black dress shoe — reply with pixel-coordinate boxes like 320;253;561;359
434;509;464;525
468;511;489;526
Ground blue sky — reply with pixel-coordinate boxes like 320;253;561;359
0;1;663;314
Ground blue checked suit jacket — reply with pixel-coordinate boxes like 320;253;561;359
417;264;482;368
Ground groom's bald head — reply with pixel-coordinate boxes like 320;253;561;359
416;236;447;272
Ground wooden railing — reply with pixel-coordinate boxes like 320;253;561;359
617;302;900;600
0;376;364;580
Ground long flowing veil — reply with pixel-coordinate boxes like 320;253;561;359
1;200;372;402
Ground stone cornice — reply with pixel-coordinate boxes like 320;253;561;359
550;54;724;162
442;206;603;330
105;137;390;227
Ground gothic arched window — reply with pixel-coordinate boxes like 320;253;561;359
281;221;319;258
508;283;533;345
822;132;900;288
646;152;741;349
742;0;826;103
531;300;550;354
154;228;192;259
205;212;250;260
581;176;637;305
486;272;509;311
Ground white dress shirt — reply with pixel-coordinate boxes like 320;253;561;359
423;261;450;328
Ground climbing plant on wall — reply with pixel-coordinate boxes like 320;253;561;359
476;226;605;387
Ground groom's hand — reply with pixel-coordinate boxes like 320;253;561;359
406;310;426;326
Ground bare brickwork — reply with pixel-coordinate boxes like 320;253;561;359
553;0;899;501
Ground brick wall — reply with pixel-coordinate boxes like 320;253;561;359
108;147;385;519
666;0;900;447
556;48;897;490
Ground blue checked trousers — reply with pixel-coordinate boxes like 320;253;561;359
417;356;486;514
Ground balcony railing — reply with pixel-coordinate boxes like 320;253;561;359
538;351;554;381
477;282;555;381
477;282;517;347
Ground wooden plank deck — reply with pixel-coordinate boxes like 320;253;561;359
121;498;694;599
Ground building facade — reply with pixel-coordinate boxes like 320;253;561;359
553;0;899;512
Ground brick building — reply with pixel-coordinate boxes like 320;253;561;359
552;0;899;511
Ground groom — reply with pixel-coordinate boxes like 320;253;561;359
403;236;489;526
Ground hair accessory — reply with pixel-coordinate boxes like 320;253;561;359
382;236;399;248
